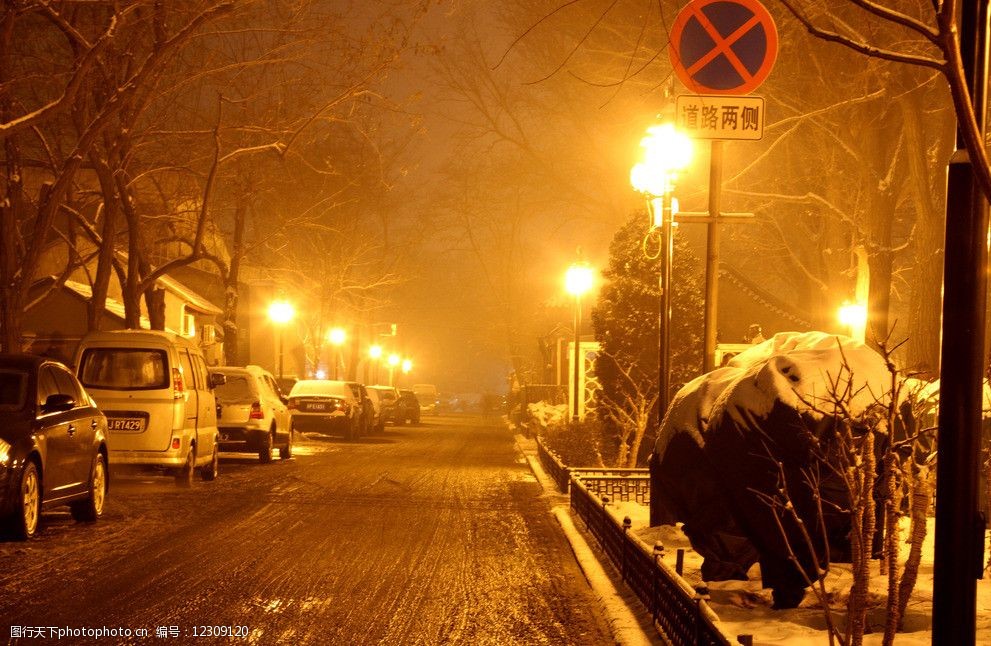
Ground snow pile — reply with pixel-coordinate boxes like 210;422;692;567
527;401;567;430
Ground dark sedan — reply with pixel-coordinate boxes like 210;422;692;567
0;354;109;539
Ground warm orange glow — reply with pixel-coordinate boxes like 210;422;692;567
267;300;295;324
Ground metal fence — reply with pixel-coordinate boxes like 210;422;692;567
536;438;571;494
572;469;651;506
570;477;732;646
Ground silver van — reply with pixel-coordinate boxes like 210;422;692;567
74;330;225;485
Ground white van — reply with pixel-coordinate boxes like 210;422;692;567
74;330;225;485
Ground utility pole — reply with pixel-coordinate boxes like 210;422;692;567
933;0;989;642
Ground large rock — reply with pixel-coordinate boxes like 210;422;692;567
652;331;893;608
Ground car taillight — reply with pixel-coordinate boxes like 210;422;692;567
173;367;185;400
287;399;298;410
249;402;264;419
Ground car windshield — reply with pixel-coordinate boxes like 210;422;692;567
214;374;257;403
78;348;169;390
290;380;350;399
373;388;396;402
0;369;28;411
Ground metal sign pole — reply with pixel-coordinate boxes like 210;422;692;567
703;141;724;372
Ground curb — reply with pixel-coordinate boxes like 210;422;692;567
515;435;660;646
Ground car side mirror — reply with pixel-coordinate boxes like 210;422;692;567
209;372;227;389
43;393;75;413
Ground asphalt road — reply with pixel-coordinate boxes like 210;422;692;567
0;415;613;645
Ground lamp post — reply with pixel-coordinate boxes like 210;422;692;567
267;300;296;381
369;344;383;384
387;353;400;387
630;122;693;421
327;326;346;379
565;261;594;423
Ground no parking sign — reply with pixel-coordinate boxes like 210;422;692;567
669;0;778;95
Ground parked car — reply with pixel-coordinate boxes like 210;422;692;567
368;385;399;424
364;388;385;434
412;383;439;415
0;354;109;539
211;365;291;463
342;381;375;436
288;380;362;440
75;330;225;486
396;389;421;425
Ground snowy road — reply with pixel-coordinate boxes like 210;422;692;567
0;415;612;645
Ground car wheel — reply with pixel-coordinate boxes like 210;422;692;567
175;446;195;487
12;461;41;540
279;429;292;460
201;443;218;481
70;453;107;522
259;430;273;464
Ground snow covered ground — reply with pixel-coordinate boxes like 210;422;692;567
609;500;991;645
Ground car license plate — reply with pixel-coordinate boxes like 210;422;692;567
108;417;145;432
304;402;328;412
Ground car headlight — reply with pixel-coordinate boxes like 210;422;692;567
0;438;11;467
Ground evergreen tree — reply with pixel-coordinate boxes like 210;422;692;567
591;210;704;466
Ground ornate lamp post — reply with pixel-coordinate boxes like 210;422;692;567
564;261;594;422
630;122;694;421
267;300;296;381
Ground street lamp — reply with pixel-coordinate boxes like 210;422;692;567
838;301;868;342
565;261;595;422
630;122;694;422
387;353;400;386
267;299;296;381
369;344;383;384
327;326;346;380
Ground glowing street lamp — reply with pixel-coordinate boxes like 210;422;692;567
838;301;868;342
565;261;595;422
401;358;412;374
388;353;400;386
368;344;383;384
327;326;347;379
630;122;693;421
267;300;296;380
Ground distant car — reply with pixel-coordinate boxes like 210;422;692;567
364;388;386;434
412;383;439;415
396;389;421;425
211;365;292;463
0;354;109;539
342;381;375;436
369;386;399;424
288;380;362;440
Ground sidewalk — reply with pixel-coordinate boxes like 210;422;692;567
514;434;663;646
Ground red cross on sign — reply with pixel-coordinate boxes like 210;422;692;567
669;0;778;95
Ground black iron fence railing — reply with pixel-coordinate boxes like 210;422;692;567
572;469;651;506
570;477;731;646
536;438;571;494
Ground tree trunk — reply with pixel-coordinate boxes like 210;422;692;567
222;202;245;366
901;98;945;376
88;153;121;331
